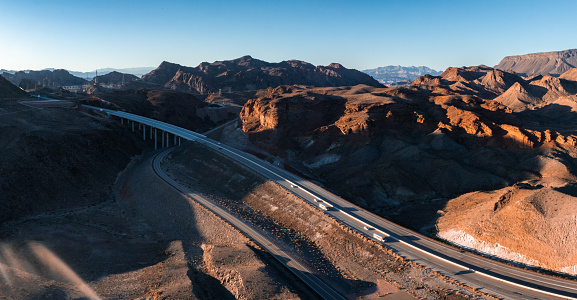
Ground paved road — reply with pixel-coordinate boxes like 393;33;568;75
85;105;577;300
152;148;345;300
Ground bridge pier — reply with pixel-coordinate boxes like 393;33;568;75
143;125;146;140
132;121;134;132
174;135;177;145
138;123;141;131
178;137;181;146
154;128;157;150
162;131;165;148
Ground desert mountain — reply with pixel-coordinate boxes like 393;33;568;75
495;49;577;77
363;65;441;85
492;82;542;112
412;65;577;112
236;64;577;274
68;67;154;79
138;55;383;94
1;69;88;89
0;75;28;98
91;71;139;85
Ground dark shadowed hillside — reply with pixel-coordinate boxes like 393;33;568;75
82;89;237;132
0;75;28;98
91;71;139;85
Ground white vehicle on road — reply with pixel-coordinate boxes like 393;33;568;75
373;233;385;242
319;203;328;211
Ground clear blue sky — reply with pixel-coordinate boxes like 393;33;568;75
1;0;576;72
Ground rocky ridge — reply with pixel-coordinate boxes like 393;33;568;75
137;55;383;94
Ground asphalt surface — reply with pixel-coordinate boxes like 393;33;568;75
152;147;345;300
85;105;577;300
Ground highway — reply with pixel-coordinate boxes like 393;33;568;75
152;147;346;300
85;105;577;300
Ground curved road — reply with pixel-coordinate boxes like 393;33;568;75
152;147;345;300
86;105;577;300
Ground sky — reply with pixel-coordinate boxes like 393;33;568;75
1;0;576;72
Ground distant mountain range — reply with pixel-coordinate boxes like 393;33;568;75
362;65;441;85
0;67;154;80
69;67;155;79
2;69;89;89
495;49;577;77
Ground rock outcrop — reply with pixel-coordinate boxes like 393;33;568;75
140;56;383;94
495;49;577;77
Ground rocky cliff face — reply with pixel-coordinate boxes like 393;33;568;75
2;69;88;88
237;65;577;274
139;56;383;94
0;75;28;98
495;49;577;77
